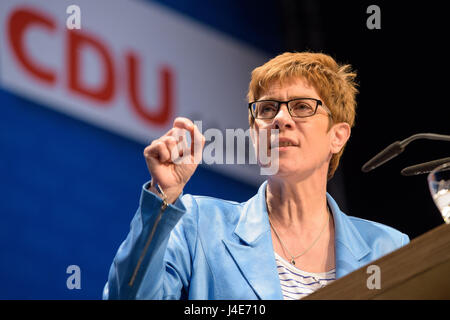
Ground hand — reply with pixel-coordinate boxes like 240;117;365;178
144;117;205;204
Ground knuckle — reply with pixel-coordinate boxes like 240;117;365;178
149;139;159;148
174;116;193;128
166;128;175;136
162;136;176;145
150;141;163;153
173;116;185;124
168;136;178;144
144;145;153;155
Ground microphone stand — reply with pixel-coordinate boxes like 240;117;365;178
361;133;450;174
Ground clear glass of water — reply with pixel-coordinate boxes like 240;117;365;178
428;161;450;224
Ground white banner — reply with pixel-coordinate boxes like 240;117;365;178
0;0;270;185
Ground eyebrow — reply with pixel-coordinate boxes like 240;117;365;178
257;96;316;101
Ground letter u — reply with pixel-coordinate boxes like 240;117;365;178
126;52;174;127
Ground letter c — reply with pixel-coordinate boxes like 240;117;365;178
7;7;57;84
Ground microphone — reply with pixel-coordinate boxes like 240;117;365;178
400;157;450;176
361;133;450;173
361;141;404;173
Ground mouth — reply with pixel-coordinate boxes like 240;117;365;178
278;141;298;147
269;139;299;149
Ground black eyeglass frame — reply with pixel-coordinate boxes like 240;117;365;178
248;97;331;120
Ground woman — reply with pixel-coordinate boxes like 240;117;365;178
103;52;409;300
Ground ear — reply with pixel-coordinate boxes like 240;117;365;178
330;122;351;154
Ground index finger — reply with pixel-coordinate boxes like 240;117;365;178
191;122;204;163
173;117;194;132
172;117;195;149
173;117;203;146
172;117;203;162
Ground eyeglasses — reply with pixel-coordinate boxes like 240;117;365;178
248;98;331;119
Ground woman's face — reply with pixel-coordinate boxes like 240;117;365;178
252;77;339;179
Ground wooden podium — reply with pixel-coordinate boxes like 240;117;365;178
304;223;450;299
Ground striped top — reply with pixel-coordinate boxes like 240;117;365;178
274;252;336;300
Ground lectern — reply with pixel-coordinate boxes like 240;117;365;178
304;223;450;299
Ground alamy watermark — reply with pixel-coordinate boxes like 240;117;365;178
66;5;81;30
167;120;280;175
366;5;381;30
66;264;81;290
366;264;381;290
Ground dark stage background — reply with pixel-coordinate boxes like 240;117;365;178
0;0;448;299
298;1;449;239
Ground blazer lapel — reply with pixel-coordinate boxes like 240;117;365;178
326;193;372;279
222;237;282;300
221;182;372;298
223;181;283;300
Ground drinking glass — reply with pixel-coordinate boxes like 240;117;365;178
428;162;450;224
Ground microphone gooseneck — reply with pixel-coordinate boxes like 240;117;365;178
361;133;450;173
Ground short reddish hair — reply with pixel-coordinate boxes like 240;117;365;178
247;51;358;180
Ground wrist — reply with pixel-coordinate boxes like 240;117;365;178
148;180;183;204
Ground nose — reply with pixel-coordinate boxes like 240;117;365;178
272;103;294;130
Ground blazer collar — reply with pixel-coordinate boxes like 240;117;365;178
226;181;372;299
326;193;371;278
224;181;282;299
233;181;270;245
234;181;372;256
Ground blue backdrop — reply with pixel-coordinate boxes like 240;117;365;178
0;0;282;299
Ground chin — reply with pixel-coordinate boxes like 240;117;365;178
269;161;302;177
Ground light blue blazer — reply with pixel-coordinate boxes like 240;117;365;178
103;180;410;300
